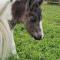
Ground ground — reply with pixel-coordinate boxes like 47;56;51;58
13;3;60;60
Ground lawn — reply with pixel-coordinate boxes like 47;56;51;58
13;3;60;60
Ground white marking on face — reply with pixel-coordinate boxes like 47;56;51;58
39;20;44;39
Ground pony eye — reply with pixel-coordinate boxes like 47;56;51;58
32;19;36;22
31;16;36;22
31;19;36;22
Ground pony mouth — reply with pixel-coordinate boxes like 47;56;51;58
29;33;43;40
33;35;43;40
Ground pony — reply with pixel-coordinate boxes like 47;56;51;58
10;0;44;40
0;0;17;59
0;0;44;59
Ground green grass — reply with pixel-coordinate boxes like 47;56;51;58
13;3;60;60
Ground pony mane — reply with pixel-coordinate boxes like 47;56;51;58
0;18;16;60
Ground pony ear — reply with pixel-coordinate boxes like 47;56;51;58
29;0;43;7
38;0;43;5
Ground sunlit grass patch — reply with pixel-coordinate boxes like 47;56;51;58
13;3;60;60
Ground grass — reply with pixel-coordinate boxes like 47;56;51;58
13;3;60;60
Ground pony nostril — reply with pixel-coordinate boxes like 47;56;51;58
34;34;42;40
37;35;42;40
32;32;43;40
38;35;42;39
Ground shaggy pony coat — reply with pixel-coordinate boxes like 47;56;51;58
0;0;43;59
0;0;17;60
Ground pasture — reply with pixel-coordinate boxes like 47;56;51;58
13;3;60;60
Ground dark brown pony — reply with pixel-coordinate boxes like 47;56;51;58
10;0;44;40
